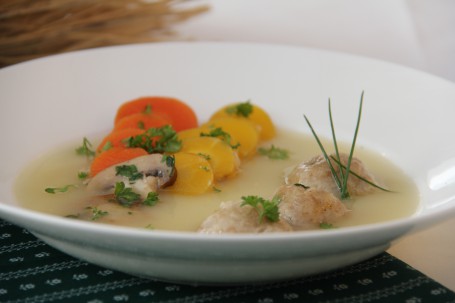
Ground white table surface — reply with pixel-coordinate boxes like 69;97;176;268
174;0;455;290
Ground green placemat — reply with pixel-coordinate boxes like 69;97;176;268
1;219;454;303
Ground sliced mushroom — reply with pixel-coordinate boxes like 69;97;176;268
87;153;176;198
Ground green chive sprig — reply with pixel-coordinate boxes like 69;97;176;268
304;92;388;200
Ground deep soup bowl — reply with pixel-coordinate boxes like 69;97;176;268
1;42;454;284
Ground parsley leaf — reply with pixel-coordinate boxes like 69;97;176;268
319;222;335;229
113;182;141;207
197;153;211;160
78;171;89;180
125;125;181;153
45;184;77;194
199;165;210;172
100;141;112;152
86;206;108;221
143;192;159;206
225;101;253;117
75;137;95;157
241;195;280;223
112;182;159;208
143;104;152;114
213;186;222;193
137;121;146;129
200;127;240;149
162;154;176;174
115;165;143;182
258;145;289;160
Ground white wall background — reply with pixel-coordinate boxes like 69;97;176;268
175;0;455;83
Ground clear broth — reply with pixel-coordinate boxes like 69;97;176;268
14;129;419;231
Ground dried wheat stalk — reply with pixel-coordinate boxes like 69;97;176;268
0;0;209;67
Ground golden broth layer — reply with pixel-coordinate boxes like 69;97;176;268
14;129;419;231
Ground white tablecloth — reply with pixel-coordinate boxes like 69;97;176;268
174;0;455;290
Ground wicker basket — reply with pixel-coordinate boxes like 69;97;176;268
0;0;209;67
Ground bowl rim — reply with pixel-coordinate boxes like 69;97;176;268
1;41;455;242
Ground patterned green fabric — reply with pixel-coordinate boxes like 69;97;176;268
1;219;454;303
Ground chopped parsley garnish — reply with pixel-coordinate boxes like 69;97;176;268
115;165;143;182
225;101;253;117
112;182;160;207
143;104;152;114
199;165;210;172
162;154;175;168
78;171;89;180
100;141;112;152
86;206;108;221
213;186;222;193
143;192;159;206
137;121;146;129
241;195;280;223
198;153;211;160
200;127;240;149
125;125;181;153
113;182;141;207
65;214;80;219
319;222;335;229
75;137;95;157
258;145;289;160
45;184;77;194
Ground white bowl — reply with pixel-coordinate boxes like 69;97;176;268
1;42;455;284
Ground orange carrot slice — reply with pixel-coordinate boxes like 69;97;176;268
114;112;170;131
96;128;145;153
90;147;148;177
115;96;198;132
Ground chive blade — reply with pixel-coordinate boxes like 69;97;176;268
330;156;394;193
304;115;343;193
328;99;345;186
341;92;364;199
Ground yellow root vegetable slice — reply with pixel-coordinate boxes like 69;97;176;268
210;102;276;140
166;152;214;194
177;127;207;141
181;136;240;180
203;117;259;158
